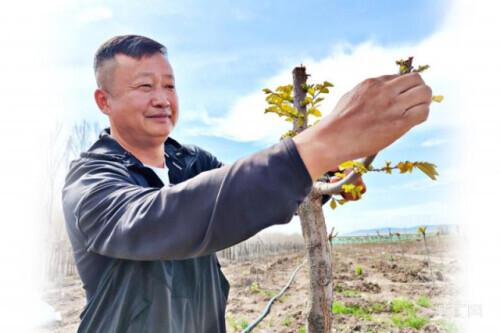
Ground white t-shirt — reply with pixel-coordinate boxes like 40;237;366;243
144;160;170;186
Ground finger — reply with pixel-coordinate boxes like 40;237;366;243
387;72;424;94
376;74;400;82
329;176;341;183
341;191;359;201
360;183;367;194
353;178;366;190
398;85;432;119
340;192;354;201
398;84;432;110
401;103;430;126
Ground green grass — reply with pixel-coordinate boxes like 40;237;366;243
226;314;250;331
369;302;387;313
355;265;364;276
283;317;291;327
238;319;249;329
330;297;432;330
341;289;361;297
249;281;277;299
389;297;429;329
416;295;432;308
332;301;372;320
226;315;238;332
249;281;260;294
262;290;276;298
391;313;429;329
298;326;306;333
390;298;414;313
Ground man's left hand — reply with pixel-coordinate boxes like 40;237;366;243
329;168;366;201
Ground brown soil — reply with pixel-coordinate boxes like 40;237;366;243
39;236;460;333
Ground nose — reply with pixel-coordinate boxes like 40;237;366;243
151;89;171;108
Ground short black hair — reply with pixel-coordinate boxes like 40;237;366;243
94;35;167;74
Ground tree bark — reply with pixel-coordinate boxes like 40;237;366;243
293;66;333;333
298;194;333;333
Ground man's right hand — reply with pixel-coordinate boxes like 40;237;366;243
293;72;432;181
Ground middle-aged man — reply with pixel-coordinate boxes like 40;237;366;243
62;35;431;332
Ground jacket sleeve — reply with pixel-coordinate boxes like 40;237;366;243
62;138;312;261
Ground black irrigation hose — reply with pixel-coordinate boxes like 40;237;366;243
241;258;306;333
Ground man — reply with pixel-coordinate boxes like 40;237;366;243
62;35;431;332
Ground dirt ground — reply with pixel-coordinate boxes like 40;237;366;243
39;235;461;333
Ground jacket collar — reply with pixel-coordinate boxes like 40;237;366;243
82;127;187;168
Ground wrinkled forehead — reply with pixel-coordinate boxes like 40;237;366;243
113;53;174;79
96;53;174;89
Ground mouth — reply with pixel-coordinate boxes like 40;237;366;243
145;113;173;125
146;113;173;119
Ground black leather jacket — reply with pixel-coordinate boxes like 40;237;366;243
62;128;313;332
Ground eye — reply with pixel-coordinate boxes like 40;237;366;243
164;84;175;90
137;83;153;90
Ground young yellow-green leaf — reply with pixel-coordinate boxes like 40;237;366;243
281;103;294;114
334;172;346;179
264;106;280;114
330;199;337;210
323;81;334;88
382;161;392;174
397;161;414;173
396;57;414;74
308;108;322;117
280;130;297;140
266;94;282;105
277;85;293;93
415;162;439;180
353;161;368;174
342;183;356;194
354;185;365;199
312;97;324;105
414;64;430;73
432;95;444;103
300;96;313;107
262;88;272;94
307;87;315;95
339;160;354;171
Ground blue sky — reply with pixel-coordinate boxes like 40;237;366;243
46;0;457;235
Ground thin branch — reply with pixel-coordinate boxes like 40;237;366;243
313;154;377;195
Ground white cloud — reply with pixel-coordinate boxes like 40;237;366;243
421;138;448;147
182;93;293;143
78;6;113;23
187;18;462;144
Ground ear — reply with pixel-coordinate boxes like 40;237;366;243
94;89;111;115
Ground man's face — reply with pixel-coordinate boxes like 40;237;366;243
100;53;179;146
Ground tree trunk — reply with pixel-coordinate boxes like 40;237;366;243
293;66;333;333
299;195;333;333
